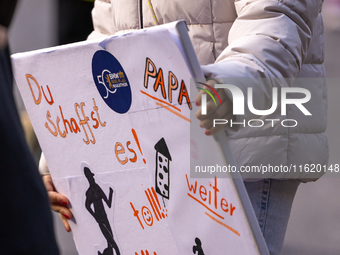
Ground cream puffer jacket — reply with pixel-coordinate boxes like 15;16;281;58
86;0;327;181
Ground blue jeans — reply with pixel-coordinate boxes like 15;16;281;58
244;179;300;255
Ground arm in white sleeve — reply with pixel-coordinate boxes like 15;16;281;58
202;0;323;121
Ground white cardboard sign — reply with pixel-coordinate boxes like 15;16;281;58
12;22;266;255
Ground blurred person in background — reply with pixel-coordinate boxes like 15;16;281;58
40;0;328;254
0;1;59;254
58;0;94;45
323;0;340;31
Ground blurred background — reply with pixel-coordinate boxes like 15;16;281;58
7;0;340;254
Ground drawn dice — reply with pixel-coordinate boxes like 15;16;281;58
154;138;172;199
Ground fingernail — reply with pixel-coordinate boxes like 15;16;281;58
61;201;68;206
196;101;200;106
205;130;211;136
63;214;70;219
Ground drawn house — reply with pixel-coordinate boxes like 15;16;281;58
154;138;172;199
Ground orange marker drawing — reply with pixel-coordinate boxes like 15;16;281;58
132;128;146;164
148;188;163;220
145;189;160;221
205;212;240;237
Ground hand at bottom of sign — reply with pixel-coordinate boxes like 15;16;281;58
42;174;73;232
195;79;233;136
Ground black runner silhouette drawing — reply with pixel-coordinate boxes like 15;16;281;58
193;237;205;255
84;167;121;255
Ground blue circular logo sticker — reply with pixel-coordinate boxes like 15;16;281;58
92;50;132;114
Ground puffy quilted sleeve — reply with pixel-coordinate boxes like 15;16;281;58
205;0;322;78
202;0;323;121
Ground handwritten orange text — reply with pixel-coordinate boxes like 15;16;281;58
186;175;236;216
115;129;146;165
130;187;167;229
26;74;106;145
143;57;191;109
186;175;240;236
135;251;157;255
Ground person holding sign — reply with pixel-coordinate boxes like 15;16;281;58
41;0;328;254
